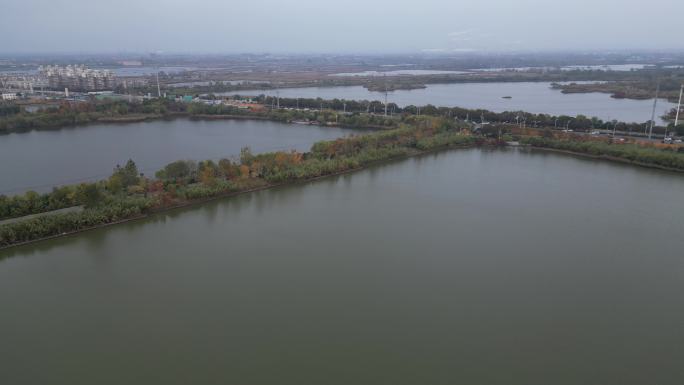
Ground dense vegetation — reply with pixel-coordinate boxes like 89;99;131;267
552;71;684;103
521;136;684;170
0;102;21;117
0;185;83;220
0;97;403;134
254;95;669;134
2;90;676;137
3;107;684;248
0;159;143;221
186;101;399;128
0;197;154;246
0;116;477;248
0;98;187;134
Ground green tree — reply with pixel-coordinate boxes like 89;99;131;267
77;183;103;208
108;159;140;192
156;160;195;180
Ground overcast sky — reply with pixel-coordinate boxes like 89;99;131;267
2;0;683;53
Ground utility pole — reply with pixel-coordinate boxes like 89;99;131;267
384;92;388;117
648;79;660;140
383;74;388;117
675;84;683;129
156;71;161;98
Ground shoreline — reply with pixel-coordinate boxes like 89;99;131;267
0;112;389;136
0;143;473;252
527;146;684;174
3;142;684;252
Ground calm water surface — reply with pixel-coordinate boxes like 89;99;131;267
331;69;470;76
1;148;683;384
0;119;364;194
224;82;677;124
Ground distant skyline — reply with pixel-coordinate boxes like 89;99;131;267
3;0;684;54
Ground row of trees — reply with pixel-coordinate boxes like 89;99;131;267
0;103;21;117
1;96;404;135
0;197;153;247
4;91;677;137
250;95;671;133
0;159;141;221
0;185;84;220
5;111;684;248
0;116;477;247
186;100;400;128
521;136;684;170
0;99;186;134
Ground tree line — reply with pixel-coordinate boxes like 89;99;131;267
4;93;679;137
0;115;477;247
0;98;185;134
4;112;684;248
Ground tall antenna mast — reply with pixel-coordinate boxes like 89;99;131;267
648;78;660;140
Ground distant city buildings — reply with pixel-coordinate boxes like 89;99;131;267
1;92;18;101
0;72;45;91
119;78;149;89
39;65;116;91
1;64;118;93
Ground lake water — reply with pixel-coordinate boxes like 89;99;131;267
2;148;683;384
0;119;364;194
223;82;677;124
472;64;650;72
331;69;470;76
168;80;268;88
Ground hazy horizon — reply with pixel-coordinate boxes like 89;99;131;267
3;0;684;54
